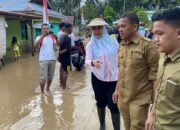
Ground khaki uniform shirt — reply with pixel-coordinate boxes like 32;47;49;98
155;50;180;130
117;35;159;105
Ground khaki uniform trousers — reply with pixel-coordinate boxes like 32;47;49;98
119;101;149;130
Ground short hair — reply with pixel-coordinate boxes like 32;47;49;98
41;23;49;28
121;12;139;26
59;22;66;29
65;23;72;29
152;7;180;28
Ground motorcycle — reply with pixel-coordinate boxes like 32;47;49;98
71;39;85;71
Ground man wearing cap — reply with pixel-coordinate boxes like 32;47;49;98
112;12;159;130
86;18;120;130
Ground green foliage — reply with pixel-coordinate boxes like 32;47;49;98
134;7;151;27
48;0;179;26
49;0;82;25
103;5;117;24
82;3;102;23
77;32;83;36
108;0;124;14
49;0;81;15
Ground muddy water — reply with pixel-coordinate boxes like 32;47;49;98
0;55;123;130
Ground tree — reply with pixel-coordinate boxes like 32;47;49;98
49;0;81;15
134;7;151;27
103;5;117;24
82;3;99;22
104;0;179;14
133;0;179;10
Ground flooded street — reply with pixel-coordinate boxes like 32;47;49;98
0;55;123;130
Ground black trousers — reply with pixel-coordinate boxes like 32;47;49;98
91;73;119;113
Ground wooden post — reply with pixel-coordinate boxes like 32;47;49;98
27;20;34;56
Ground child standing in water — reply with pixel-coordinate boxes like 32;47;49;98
11;36;20;61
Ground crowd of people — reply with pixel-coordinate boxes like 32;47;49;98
86;7;180;130
34;7;180;130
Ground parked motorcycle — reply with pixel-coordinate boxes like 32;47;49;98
71;39;85;71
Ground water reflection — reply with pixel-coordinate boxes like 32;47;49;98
0;55;120;130
10;95;43;130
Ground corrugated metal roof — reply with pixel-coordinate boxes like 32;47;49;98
0;0;28;11
0;0;66;19
0;10;40;19
28;3;67;19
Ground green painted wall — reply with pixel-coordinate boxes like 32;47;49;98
52;23;59;34
6;20;21;47
49;17;60;34
33;18;60;37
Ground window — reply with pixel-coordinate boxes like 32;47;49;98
20;21;28;40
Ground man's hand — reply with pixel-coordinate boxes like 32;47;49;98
51;34;60;46
92;60;102;68
51;34;58;40
145;115;154;130
42;32;46;37
112;89;118;104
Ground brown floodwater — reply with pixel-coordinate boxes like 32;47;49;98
0;55;124;130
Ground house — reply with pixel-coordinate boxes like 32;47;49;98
0;0;67;57
0;10;40;57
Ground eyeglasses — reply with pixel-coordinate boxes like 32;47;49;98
91;26;103;30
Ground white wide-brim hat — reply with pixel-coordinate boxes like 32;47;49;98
87;18;108;27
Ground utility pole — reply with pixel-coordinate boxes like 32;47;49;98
123;0;126;13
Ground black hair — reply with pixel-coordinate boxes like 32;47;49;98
121;12;139;27
152;7;180;28
65;23;72;29
59;22;66;29
41;23;49;28
11;36;18;45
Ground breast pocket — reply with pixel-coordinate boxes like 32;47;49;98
163;78;180;99
129;51;143;68
118;52;123;66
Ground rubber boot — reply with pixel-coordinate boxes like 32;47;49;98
111;112;120;130
97;107;106;130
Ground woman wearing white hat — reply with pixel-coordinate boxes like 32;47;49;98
86;18;120;130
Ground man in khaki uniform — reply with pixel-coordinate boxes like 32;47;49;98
145;8;180;130
112;12;159;130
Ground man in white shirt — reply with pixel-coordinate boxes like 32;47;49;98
69;32;76;47
35;23;60;94
57;22;66;41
